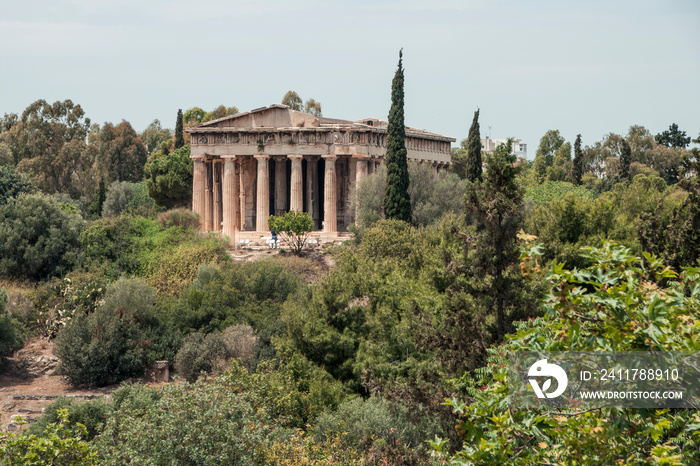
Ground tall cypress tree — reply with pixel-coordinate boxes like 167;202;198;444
465;109;482;182
174;109;185;150
620;139;632;181
383;49;411;223
573;134;583;185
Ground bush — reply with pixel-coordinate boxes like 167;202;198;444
174;331;229;382
145;144;193;209
314;396;442;458
93;379;284;465
221;324;257;367
102;181;158;218
0;165;35;205
0;193;83;280
28;397;110;441
54;278;166;387
157;207;200;229
0;289;24;359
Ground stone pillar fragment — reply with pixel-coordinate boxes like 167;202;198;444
274;156;287;215
323;155;337;234
289;155;303;212
193;158;206;230
255;154;270;232
222;157;238;245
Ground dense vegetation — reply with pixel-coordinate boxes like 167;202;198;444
1;96;699;463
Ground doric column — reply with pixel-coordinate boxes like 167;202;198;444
354;155;368;224
237;158;246;230
213;161;222;231
274;156;287;216
222;157;238;245
306;156;320;229
204;160;213;231
255;154;270;232
193;158;206;230
323;155;337;234
289;155;303;212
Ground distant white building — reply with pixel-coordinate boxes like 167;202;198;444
481;137;527;159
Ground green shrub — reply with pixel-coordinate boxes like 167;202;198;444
93;380;285;465
314;396;442;456
102;181;158;218
268;211;314;254
174;331;229;382
0;193;83;280
54;278;170;387
157;207;200;229
28;397;110;441
145;144;193;209
0;289;24;359
524;180;595;206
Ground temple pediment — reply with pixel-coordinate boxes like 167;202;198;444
199;104;326;129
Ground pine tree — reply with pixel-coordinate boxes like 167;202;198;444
383;49;411;223
174;109;185;150
620;138;632;181
465;109;482;182
573;134;583;185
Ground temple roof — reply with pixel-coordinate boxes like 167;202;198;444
188;104;455;142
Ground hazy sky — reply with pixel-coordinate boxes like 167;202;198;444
2;0;698;157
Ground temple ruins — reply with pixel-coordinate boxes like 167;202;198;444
186;104;455;244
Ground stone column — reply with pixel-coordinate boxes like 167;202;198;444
274;156;287;215
354;156;368;224
193;158;206;230
289;155;303;212
222;157;238;245
213;161;222;231
323;155;337;234
204;160;213;231
255;154;270;232
237;158;245;230
306;156;320;229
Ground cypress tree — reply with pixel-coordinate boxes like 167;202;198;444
465;109;482;182
96;176;106;216
573;134;583;185
383;49;411;223
174;109;185;150
620;139;632;181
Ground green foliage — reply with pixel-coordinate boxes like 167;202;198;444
440;243;700;464
268;211;314;254
304;98;322;117
620;138;632;181
0;193;83;280
282;90;303;111
94;121;148;183
174;109;185;149
145;144;193;209
0;165;35;205
157;207;200;229
93;378;285;465
383;50;411;223
54;278;176;386
79;215;230;293
352;165;386;228
0;409;98;465
139;119;172;154
464;109;482;182
655;123;691;148
524;180;595;207
28;397;110;441
0;289;24;358
408;162;465;226
102;180;158;218
202;105;239;122
534;129;565;181
572;134;583;185
174;331;229;382
4;99;91;194
314;396;443;459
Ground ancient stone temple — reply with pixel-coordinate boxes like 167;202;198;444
186;104;454;244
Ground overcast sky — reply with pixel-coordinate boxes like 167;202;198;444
1;0;698;157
